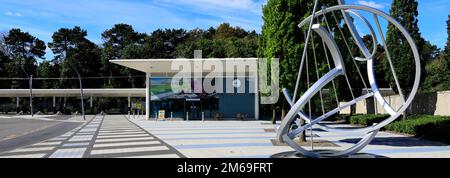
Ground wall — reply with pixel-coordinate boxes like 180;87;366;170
341;91;450;116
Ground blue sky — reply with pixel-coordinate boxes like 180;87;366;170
0;0;449;61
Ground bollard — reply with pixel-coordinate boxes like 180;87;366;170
186;112;189;121
170;112;173;121
202;112;204;122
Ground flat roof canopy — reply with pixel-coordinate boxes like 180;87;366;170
110;58;258;77
0;89;145;97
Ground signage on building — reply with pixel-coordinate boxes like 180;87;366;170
136;102;142;110
158;110;165;119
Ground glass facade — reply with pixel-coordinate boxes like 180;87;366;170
149;77;255;120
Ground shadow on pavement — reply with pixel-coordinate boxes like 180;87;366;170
270;151;388;158
340;137;447;147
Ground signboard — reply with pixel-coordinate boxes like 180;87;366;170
158;110;165;119
136;102;142;110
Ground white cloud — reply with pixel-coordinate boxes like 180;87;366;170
155;0;265;15
5;11;24;17
357;1;386;9
152;0;265;31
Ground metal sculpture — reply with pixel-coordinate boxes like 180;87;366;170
276;0;421;157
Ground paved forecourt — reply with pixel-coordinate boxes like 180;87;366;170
130;119;450;158
3;114;450;158
129;118;294;158
0;115;183;158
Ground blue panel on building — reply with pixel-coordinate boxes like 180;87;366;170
218;93;255;118
218;77;255;118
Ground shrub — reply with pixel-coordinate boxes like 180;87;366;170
423;55;450;92
349;114;390;126
385;115;450;143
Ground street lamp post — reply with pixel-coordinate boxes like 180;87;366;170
19;59;33;117
29;75;33;117
69;62;85;121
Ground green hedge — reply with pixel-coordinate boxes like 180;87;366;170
385;115;450;143
348;114;390;126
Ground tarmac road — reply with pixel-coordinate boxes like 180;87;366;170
0;117;84;153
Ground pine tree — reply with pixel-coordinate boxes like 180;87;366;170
48;26;101;88
385;0;424;91
3;29;46;89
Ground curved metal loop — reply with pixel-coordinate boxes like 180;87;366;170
344;9;378;61
318;5;378;62
283;88;375;134
278;4;421;157
292;4;420;133
276;24;346;142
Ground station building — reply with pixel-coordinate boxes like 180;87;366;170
110;58;260;120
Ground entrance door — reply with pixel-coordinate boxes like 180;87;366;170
186;99;201;120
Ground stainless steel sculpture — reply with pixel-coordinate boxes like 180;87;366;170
276;0;421;157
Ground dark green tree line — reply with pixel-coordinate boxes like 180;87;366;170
0;23;259;90
175;23;259;58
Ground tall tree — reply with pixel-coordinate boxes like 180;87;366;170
385;0;424;91
224;36;259;58
174;23;258;58
425;15;450;91
3;29;46;88
48;26;101;88
0;49;10;89
185;28;214;41
259;0;338;141
421;40;440;63
214;23;248;39
445;15;450;73
424;54;449;91
36;61;60;89
175;38;225;58
148;28;187;58
0;33;9;81
101;24;146;88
